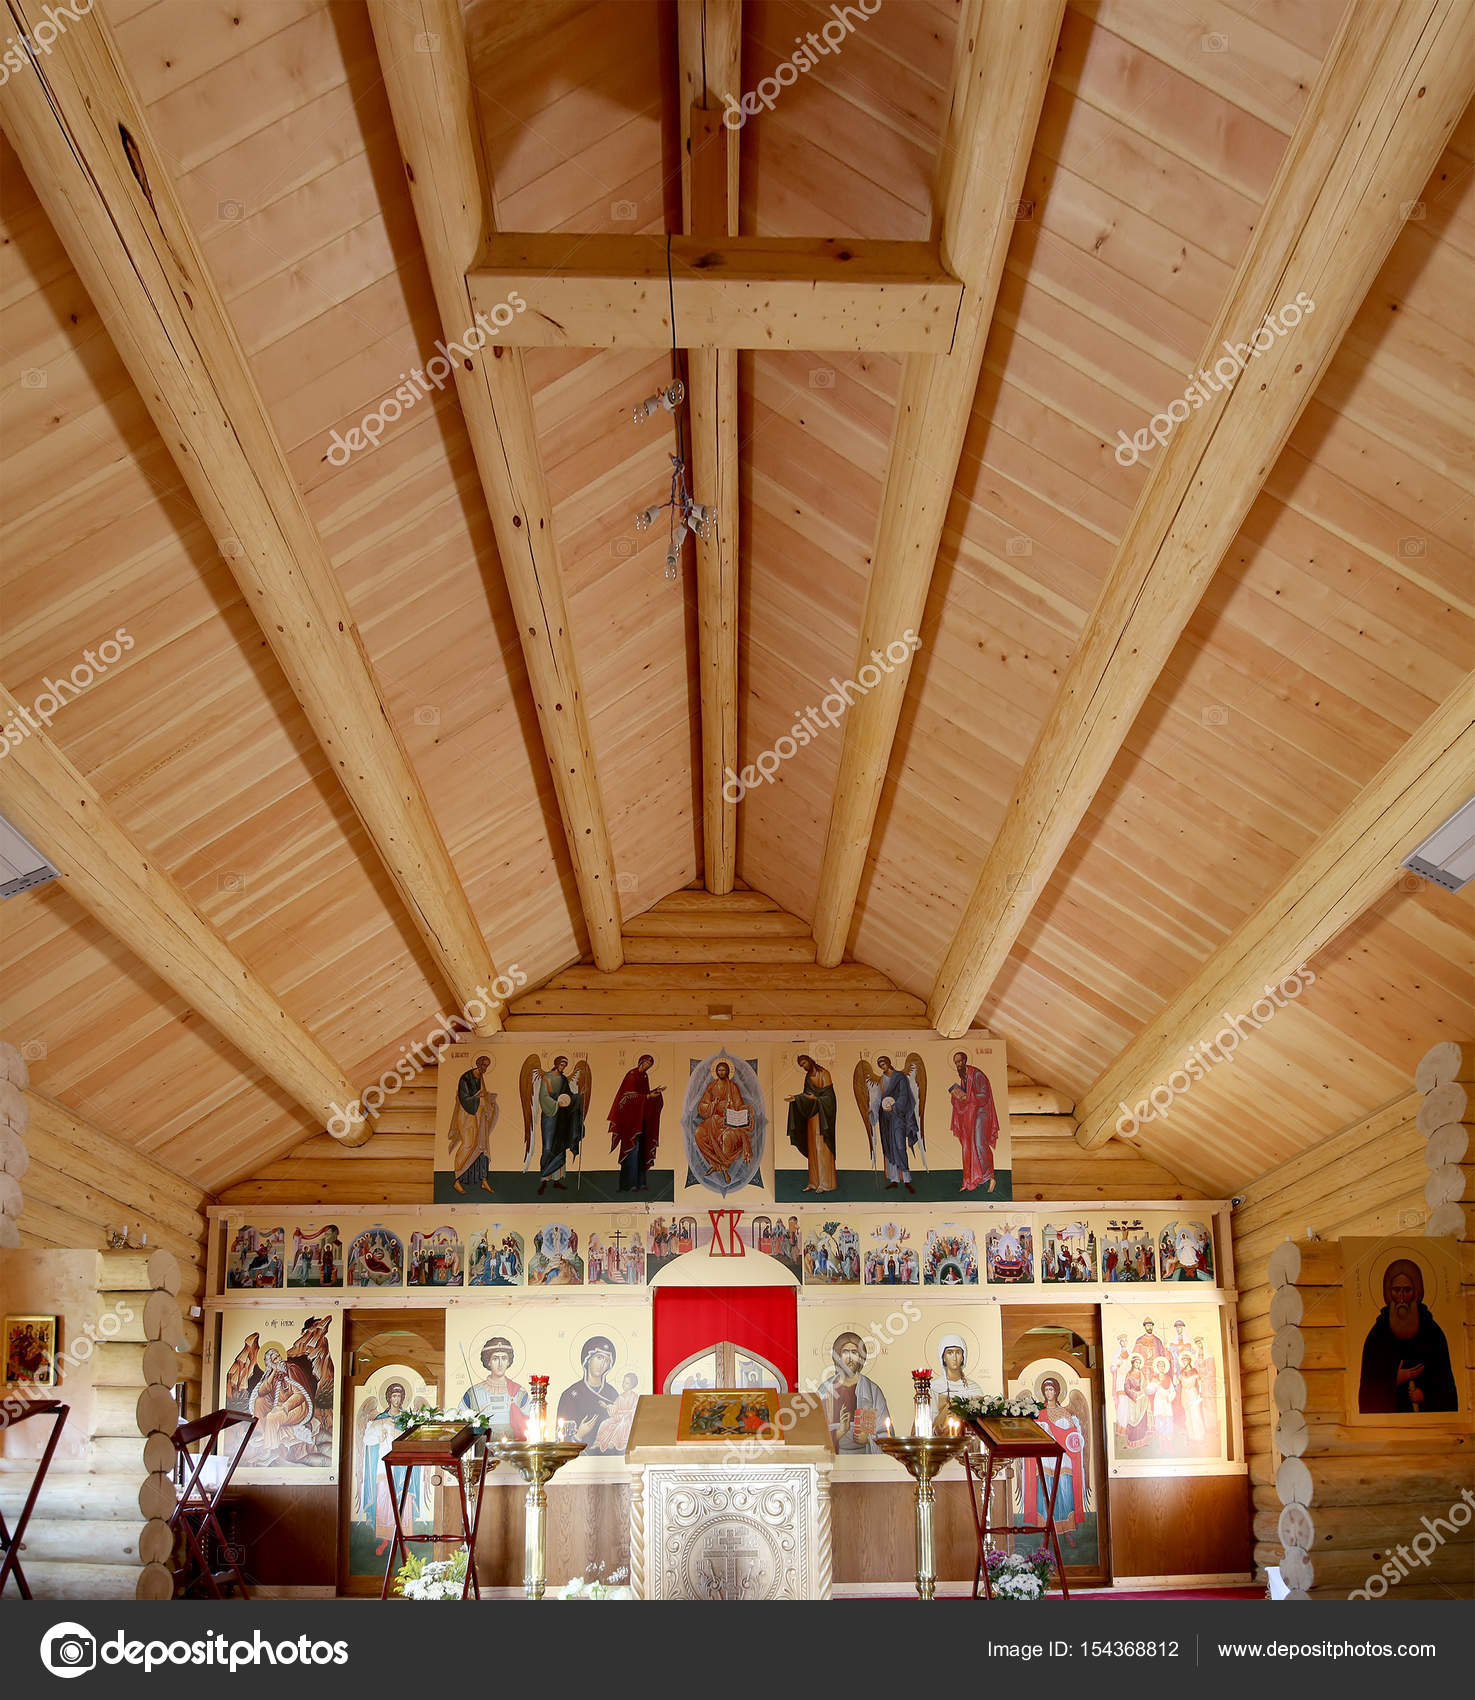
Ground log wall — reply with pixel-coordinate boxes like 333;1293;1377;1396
0;1247;184;1599
1237;1042;1475;1602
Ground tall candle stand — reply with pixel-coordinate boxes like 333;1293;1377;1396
875;1369;968;1601
493;1376;585;1600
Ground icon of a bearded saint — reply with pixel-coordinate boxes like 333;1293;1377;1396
1358;1257;1459;1414
251;1344;317;1463
694;1059;752;1183
448;1055;498;1194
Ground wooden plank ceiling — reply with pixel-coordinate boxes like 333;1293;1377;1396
0;0;1471;1200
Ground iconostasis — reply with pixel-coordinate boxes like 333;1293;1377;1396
429;1032;1013;1206
205;1201;1238;1485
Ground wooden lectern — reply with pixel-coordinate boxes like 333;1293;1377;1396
379;1422;490;1601
963;1414;1071;1600
625;1393;834;1600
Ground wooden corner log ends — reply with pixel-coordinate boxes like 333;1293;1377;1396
1263;1040;1475;1601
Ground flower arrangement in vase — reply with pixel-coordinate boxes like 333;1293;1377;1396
393;1550;468;1600
945;1389;1042;1426
985;1548;1055;1601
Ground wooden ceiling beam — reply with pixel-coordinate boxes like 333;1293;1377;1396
811;0;1067;965
679;0;741;894
466;234;962;351
0;687;368;1143
1075;675;1475;1148
0;1;501;1033
368;0;623;971
928;0;1475;1037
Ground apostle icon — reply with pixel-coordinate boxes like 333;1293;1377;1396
448;1055;498;1194
947;1049;999;1192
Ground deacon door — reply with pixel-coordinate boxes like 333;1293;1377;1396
338;1311;445;1596
1002;1306;1110;1587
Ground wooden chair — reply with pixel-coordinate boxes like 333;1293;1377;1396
0;1399;69;1599
169;1408;256;1599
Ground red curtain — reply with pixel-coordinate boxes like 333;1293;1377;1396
653;1287;798;1390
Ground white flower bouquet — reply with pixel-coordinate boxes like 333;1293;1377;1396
562;1562;632;1600
985;1548;1055;1601
393;1551;469;1600
946;1390;1043;1423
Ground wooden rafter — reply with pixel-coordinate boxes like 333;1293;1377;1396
679;0;741;894
468;234;962;351
0;686;368;1142
0;0;503;1030
811;0;1068;966
1075;674;1475;1148
928;0;1475;1037
368;0;624;972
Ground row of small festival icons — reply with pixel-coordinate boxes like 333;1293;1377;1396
223;1214;1217;1291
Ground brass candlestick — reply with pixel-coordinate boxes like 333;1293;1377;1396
495;1436;586;1599
493;1379;584;1601
876;1434;969;1601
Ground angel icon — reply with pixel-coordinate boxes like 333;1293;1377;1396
852;1053;926;1191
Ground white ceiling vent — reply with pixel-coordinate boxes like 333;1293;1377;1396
0;813;59;900
1402;796;1475;894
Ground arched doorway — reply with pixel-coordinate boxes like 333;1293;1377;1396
337;1313;443;1596
1001;1308;1110;1587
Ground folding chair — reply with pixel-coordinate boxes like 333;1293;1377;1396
0;1399;69;1599
169;1408;256;1599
